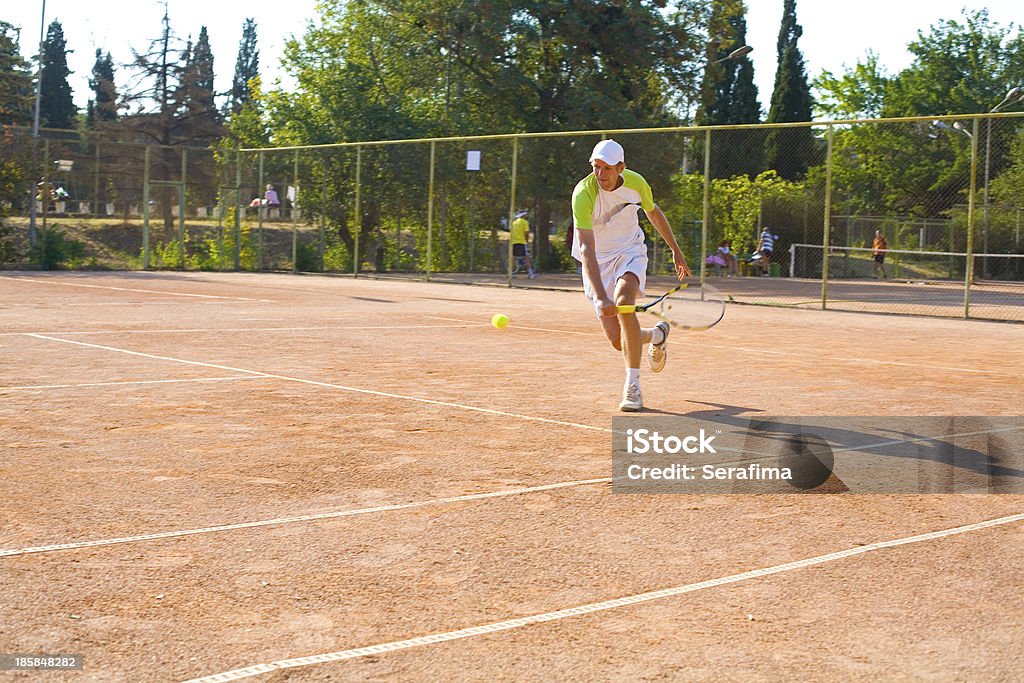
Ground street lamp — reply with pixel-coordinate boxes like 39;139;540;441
983;86;1024;278
713;45;753;64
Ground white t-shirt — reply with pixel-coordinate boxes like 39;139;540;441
570;169;654;263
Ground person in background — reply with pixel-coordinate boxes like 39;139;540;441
511;210;537;279
264;184;281;219
757;227;775;276
872;230;888;278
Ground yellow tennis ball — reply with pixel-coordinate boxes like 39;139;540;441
491;313;509;329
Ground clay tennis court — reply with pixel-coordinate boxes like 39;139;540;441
1;271;1022;681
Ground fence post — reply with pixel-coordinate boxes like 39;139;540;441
257;150;265;270
427;140;436;281
964;118;980;318
142;145;151;269
234;150;242;271
292;149;299;274
506;136;519;287
700;129;711;287
179;148;187;270
354;144;362;276
93;138;101;218
821;124;834;310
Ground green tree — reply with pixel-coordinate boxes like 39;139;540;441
39;20;76;129
267;0;709;268
812;10;1024;222
87;49;117;126
0;21;33;126
230;18;259;116
813;53;889;120
884;9;1024;118
764;0;815;180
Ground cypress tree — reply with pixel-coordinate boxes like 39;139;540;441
179;26;218;128
230;18;259;115
87;49;117;126
764;0;816;180
39;20;77;129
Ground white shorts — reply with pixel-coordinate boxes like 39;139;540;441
582;247;648;317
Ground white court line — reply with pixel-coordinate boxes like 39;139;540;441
0;275;272;302
0;478;609;559
1;376;263;391
1;324;475;337
183;512;1024;683
25;334;610;433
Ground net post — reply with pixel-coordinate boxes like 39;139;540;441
820;124;834;309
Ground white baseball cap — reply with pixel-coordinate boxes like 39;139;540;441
590;139;624;166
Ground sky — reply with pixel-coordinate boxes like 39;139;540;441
3;0;1021;115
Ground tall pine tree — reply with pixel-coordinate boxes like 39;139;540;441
87;49;117;127
39;20;76;129
230;18;259;115
764;0;816;180
0;21;34;126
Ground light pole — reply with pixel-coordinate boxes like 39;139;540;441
27;0;47;246
983;86;1023;278
696;45;753;285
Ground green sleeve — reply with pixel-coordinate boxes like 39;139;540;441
571;176;596;230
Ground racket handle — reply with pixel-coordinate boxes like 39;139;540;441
616;305;639;314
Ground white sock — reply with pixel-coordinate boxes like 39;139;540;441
625;368;640;388
649;326;665;346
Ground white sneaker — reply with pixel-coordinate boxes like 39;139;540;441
647;321;670;373
619;383;643;412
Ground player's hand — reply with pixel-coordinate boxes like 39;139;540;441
672;251;691;280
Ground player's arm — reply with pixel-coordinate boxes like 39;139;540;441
576;227;616;317
645;204;691;279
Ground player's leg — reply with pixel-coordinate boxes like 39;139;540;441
615;273;645;368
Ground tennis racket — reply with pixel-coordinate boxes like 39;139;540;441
617;282;725;331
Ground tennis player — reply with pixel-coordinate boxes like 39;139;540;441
570;139;690;412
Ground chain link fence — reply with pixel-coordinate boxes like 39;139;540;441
2;113;1022;320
